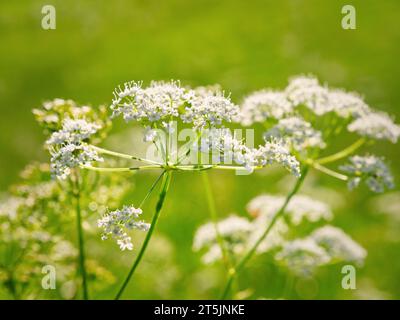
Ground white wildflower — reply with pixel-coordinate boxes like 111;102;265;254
246;194;332;225
50;144;103;179
285;75;332;115
111;80;240;129
46;118;101;145
249;214;289;254
347;111;400;143
264;116;326;152
240;90;293;126
98;205;150;250
183;91;239;129
311;226;367;266
193;215;252;264
327;89;370;119
340;155;394;193
275;238;331;275
200;129;300;176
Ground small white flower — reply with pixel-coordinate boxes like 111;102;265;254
98;205;150;250
347;111;400;143
285;75;332;116
264;116;326;152
247;194;332;226
275;238;331;275
240;90;293;126
311;226;366;266
193;215;253;264
50;143;103;179
340;155;394;193
143;126;158;142
46;118;101;145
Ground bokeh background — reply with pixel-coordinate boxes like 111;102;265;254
0;0;399;299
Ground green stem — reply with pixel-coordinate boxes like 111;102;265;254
74;172;89;300
91;145;161;165
315;138;366;165
201;172;232;270
81;165;162;172
220;166;309;299
312;163;348;181
115;171;172;300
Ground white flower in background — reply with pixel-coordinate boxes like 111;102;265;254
347;111;400;143
193;215;253;264
249;214;289;254
327;89;370;119
340;155;394;193
285;75;332;115
246;194;332;225
264;116;326;152
98;205;150;251
50;144;103;180
311;226;367;266
275;238;331;275
240;90;293;125
46;118;101;145
0;196;24;220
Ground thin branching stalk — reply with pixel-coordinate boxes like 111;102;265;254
220;166;309;299
73;170;89;300
312;162;348;181
91;145;161;165
315;138;366;164
115;171;172;300
201;172;233;270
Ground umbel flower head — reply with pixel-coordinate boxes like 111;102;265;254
193;193;366;275
98;205;150;251
340;155;395;193
110;80;239;130
240;74;400;148
46;118;104;179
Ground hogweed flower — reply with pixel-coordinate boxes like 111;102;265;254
98;205;150;251
240;90;293;125
311;226;367;266
47;118;104;179
247;194;333;225
192;215;253;264
340;155;394;193
111;80;240;130
264;116;326;153
275;238;331;276
347;112;400;143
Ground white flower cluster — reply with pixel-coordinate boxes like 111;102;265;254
192;215;252;264
111;80;239;129
49;144;103;180
47;119;103;179
46;118;101;145
311;226;367;265
347;112;400;143
240;90;293;125
247;194;332;225
200;129;301;176
193;193;366;276
275;238;331;275
340;155;394;193
98;205;150;251
264;116;326;152
275;225;366;275
241;75;400;144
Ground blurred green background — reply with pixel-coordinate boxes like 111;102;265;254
0;0;399;299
